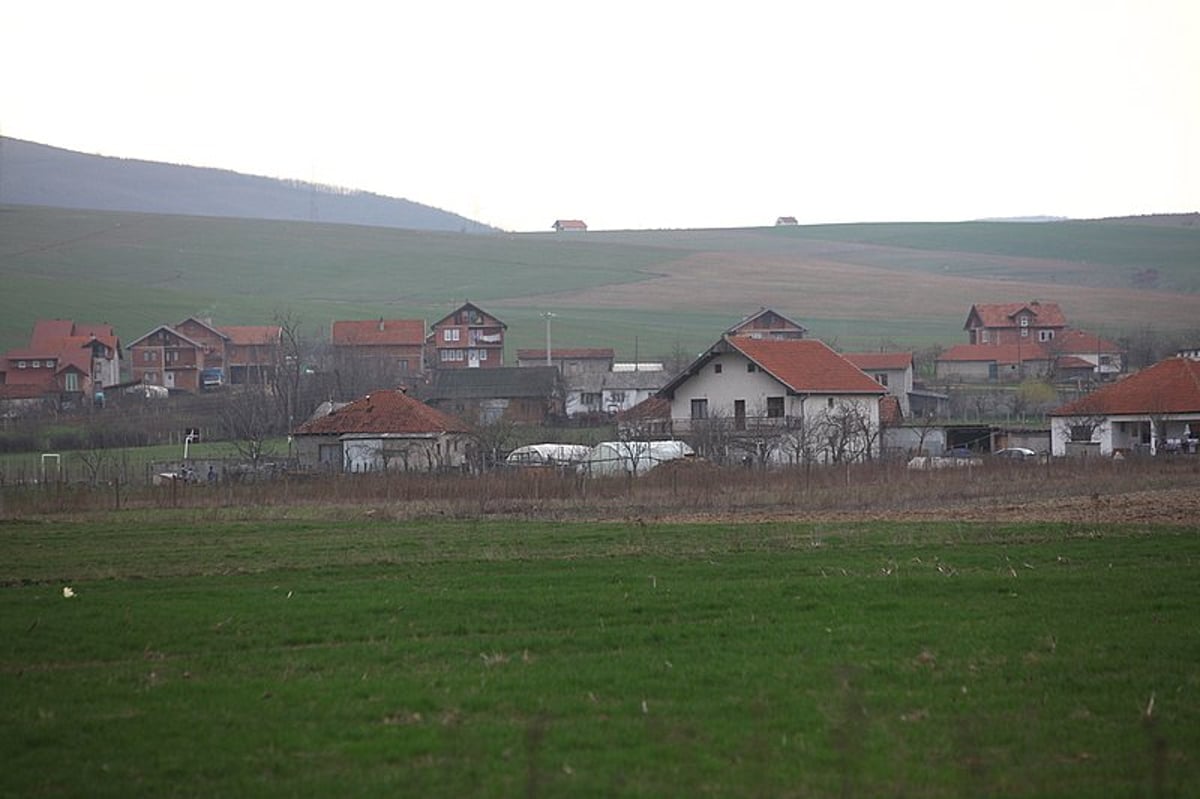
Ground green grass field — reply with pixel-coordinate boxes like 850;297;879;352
2;515;1196;796
3;205;1197;357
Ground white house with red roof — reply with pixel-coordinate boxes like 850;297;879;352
552;219;588;232
292;388;471;472
658;336;886;463
843;352;914;416
1049;357;1200;456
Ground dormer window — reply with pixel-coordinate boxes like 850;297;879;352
31;360;41;368
1019;316;1030;327
714;363;723;374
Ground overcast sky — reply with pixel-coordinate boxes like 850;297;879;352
2;1;1196;232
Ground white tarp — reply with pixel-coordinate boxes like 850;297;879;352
579;440;694;476
505;443;592;467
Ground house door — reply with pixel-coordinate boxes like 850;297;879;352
164;371;175;389
468;349;481;368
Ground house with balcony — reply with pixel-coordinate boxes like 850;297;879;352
427;302;506;369
658;336;885;463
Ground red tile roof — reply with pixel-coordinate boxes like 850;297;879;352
843;352;913;371
1049;328;1123;354
616;396;671;421
30;320;76;347
967;302;1066;329
294;389;469;436
220;325;282;345
515;348;614;360
1051;358;1200;416
553;219;588;230
939;342;1050;365
332;319;426;347
727;338;886;394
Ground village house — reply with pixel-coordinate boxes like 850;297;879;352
293;388;470;473
935;342;1053;383
774;216;799;226
0;319;121;402
843;352;915;417
1048;328;1124;380
331;318;426;377
566;368;667;418
420;366;564;425
1049;357;1200;457
726;308;808;340
964;301;1067;346
658;336;886;463
127;317;282;393
427;302;506;370
552;219;588;232
515;347;614;375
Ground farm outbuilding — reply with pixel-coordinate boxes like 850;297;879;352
577;440;694;476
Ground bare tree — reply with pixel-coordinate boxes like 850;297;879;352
464;414;517;473
220;386;282;468
815;401;878;464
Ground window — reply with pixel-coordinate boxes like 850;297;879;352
827;397;835;408
767;396;784;418
608;391;626;404
874;373;889;387
981;330;990;343
714;363;723;374
443;328;460;342
440;349;465;362
1039;330;1054;342
1020;316;1030;327
1021;328;1029;338
166;351;178;363
478;349;487;361
144;351;155;362
582;392;602;407
64;372;79;392
32;360;40;368
747;363;757;373
17;360;26;369
690;398;708;420
46;359;55;369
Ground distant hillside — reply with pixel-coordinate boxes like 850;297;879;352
0;137;496;233
0;206;1196;360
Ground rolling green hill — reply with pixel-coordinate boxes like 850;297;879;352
1;205;1197;359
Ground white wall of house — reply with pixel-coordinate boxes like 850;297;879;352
341;434;468;472
1051;413;1200;456
667;351;881;462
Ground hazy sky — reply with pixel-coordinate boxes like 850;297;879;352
2;1;1196;231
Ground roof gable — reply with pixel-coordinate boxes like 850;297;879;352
294;389;468;436
177;317;230;340
429;301;507;330
126;325;205;349
1052;358;1200;416
726;308;808;337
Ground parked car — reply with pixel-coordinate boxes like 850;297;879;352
993;447;1037;460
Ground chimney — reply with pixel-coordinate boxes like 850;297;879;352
378;318;385;332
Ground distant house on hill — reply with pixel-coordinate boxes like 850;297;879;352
553;219;588;232
293;389;470;473
775;216;798;226
726;308;808;341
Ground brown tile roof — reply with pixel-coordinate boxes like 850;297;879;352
221;325;281;346
1049;328;1123;354
967;302;1066;329
939;342;1051;365
843;352;914;371
727;338;886;394
30;320;76;347
294;389;469;436
1051;358;1200;416
616;396;671;421
515;348;614;360
332;319;426;347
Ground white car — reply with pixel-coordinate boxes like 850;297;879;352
993;447;1037;460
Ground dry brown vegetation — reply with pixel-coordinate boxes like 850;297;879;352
5;456;1198;525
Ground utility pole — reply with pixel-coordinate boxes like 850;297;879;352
542;312;556;366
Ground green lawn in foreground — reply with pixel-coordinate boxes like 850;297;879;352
1;517;1196;797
